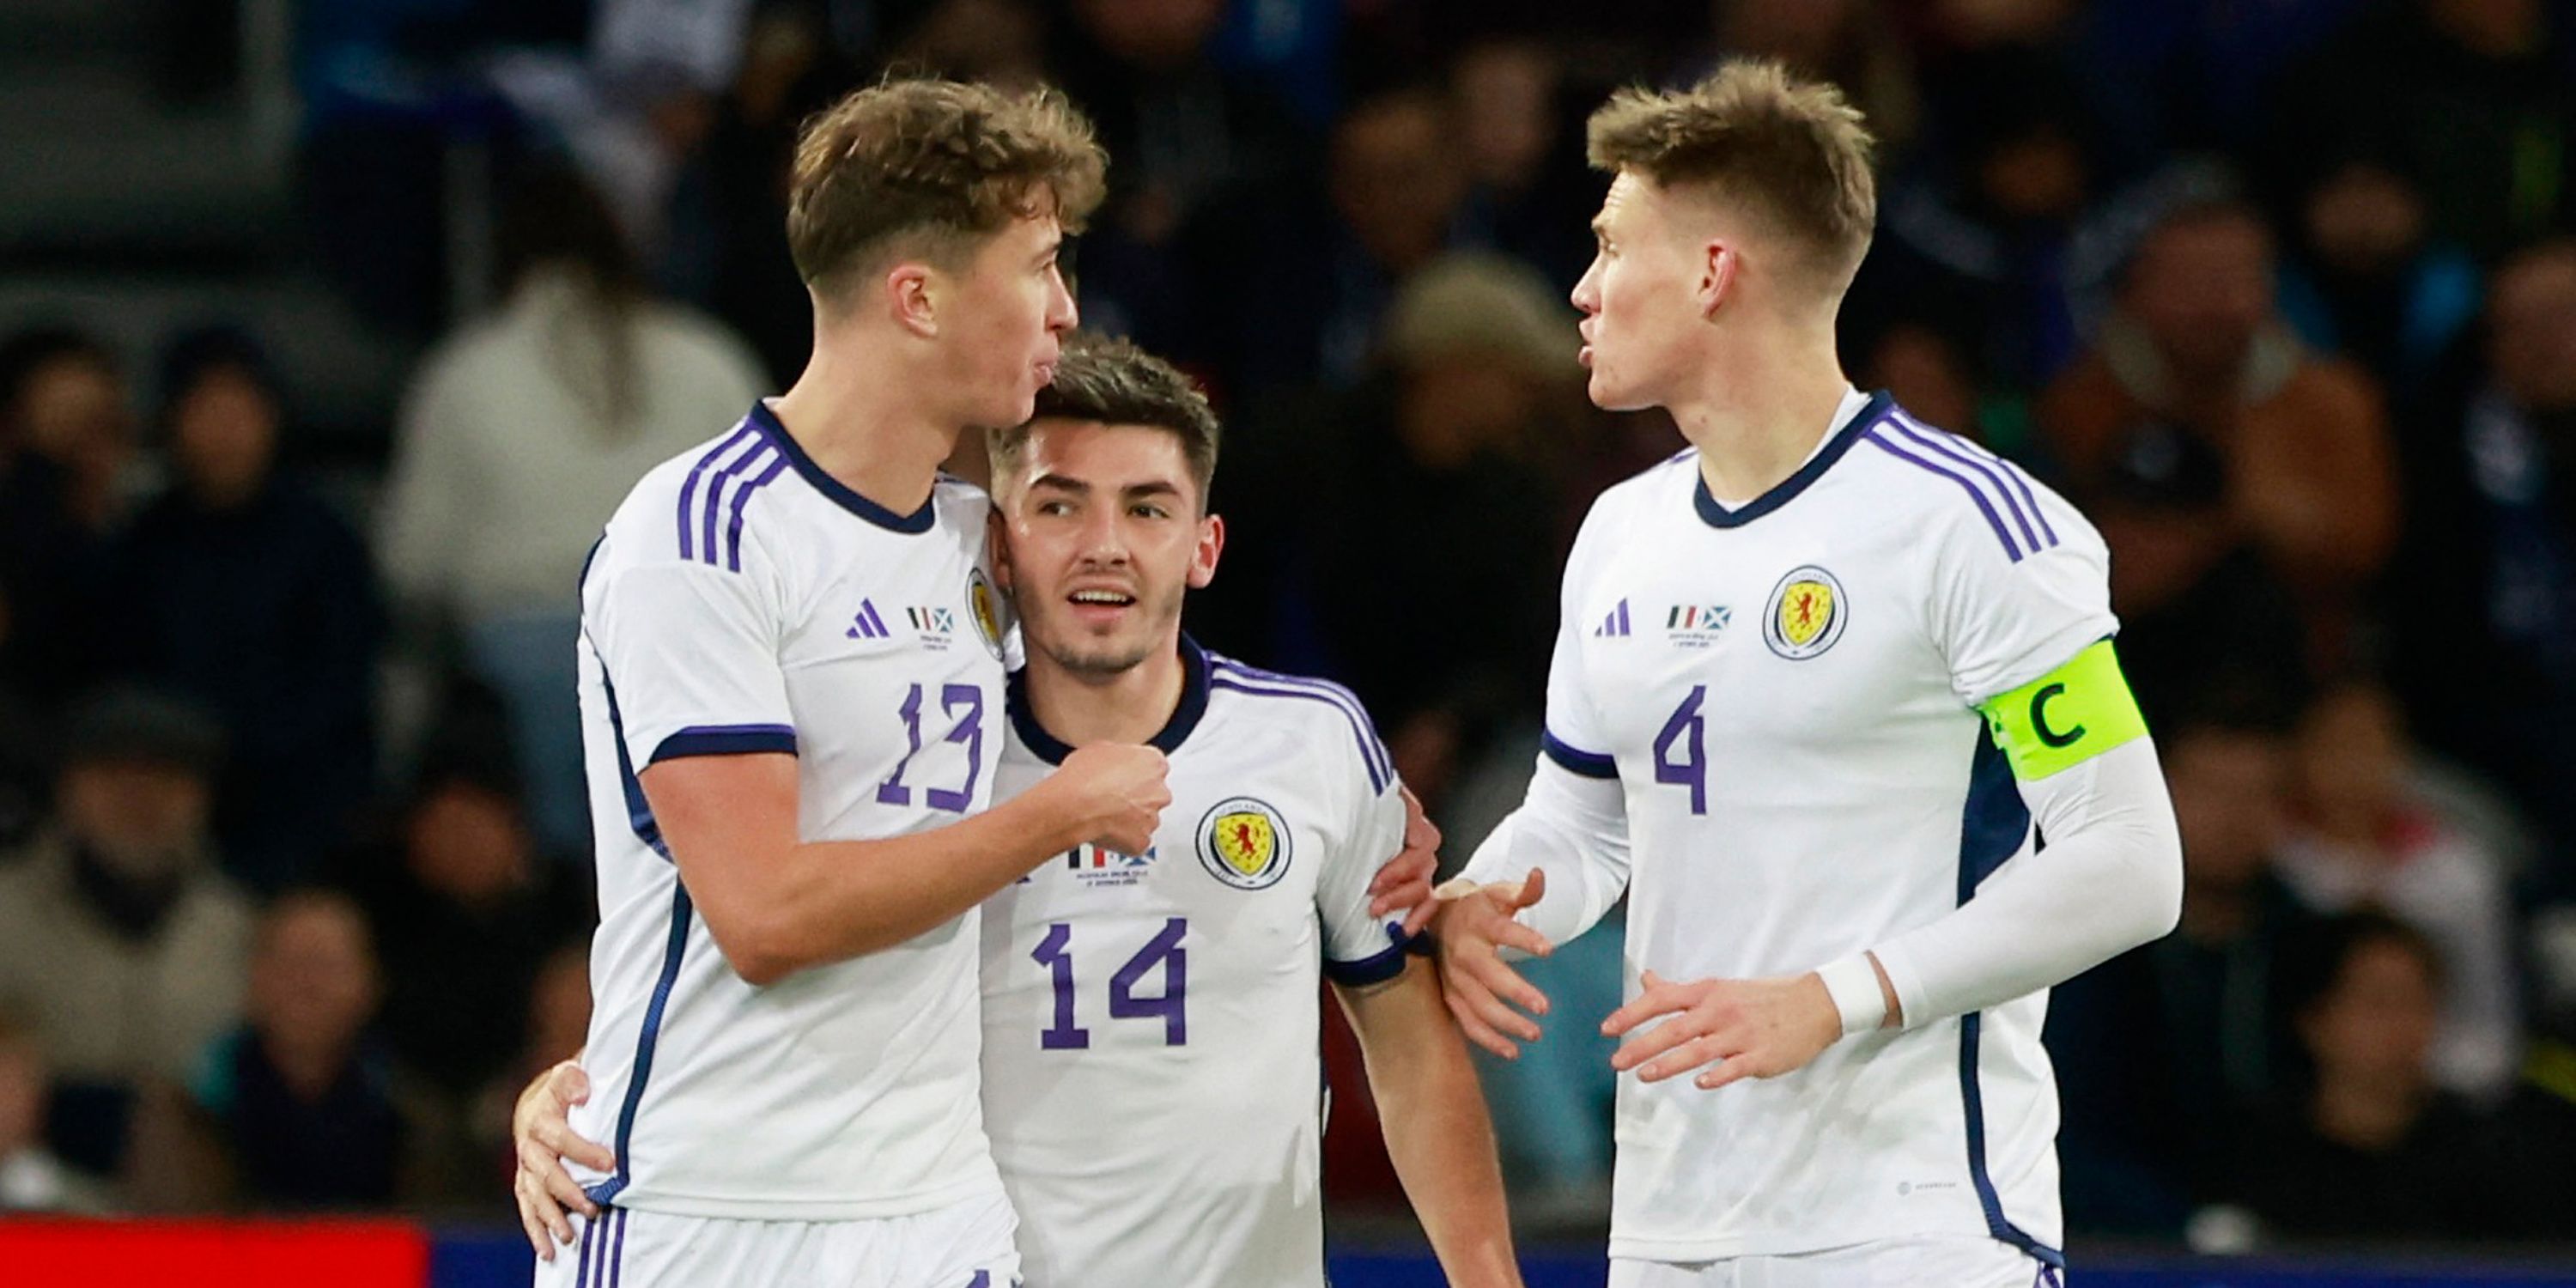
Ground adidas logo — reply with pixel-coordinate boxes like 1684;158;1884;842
845;598;892;640
1593;598;1632;637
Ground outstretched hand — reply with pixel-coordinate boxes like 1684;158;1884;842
1601;969;1841;1090
1431;870;1558;1059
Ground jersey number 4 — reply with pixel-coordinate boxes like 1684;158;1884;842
1653;684;1708;815
1032;919;1188;1049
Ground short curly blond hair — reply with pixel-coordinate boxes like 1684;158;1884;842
787;77;1107;297
1587;60;1876;293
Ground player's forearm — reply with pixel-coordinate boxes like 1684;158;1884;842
1341;966;1523;1288
717;790;1086;982
1457;758;1631;951
1862;738;2181;1029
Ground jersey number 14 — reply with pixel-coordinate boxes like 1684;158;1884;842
1032;919;1188;1049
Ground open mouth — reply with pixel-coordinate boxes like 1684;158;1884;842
1066;587;1138;623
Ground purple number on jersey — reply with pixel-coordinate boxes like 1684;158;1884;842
1654;684;1709;816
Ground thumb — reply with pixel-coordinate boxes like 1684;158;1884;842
1641;969;1667;990
556;1061;592;1106
1515;867;1548;909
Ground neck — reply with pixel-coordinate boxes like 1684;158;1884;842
1024;638;1188;750
1665;316;1854;501
2311;1073;2425;1151
772;319;962;516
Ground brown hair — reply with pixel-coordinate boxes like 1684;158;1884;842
989;334;1221;507
787;77;1107;298
1586;59;1877;294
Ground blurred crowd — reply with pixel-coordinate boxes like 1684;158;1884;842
3;0;2575;1254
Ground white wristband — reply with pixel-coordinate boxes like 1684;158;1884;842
1816;953;1886;1037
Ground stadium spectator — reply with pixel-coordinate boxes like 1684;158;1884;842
2275;679;2524;1097
0;689;250;1175
1180;87;1475;398
2274;159;2482;413
2229;911;2543;1242
2265;0;2576;264
185;890;419;1210
2387;239;2576;900
352;758;591;1105
379;164;766;855
1051;0;1313;350
2037;199;2398;667
100;325;382;893
0;326;125;699
2047;708;2316;1234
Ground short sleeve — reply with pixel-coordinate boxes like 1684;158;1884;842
590;553;797;769
1933;473;2118;708
1540;500;1618;779
1315;709;1414;987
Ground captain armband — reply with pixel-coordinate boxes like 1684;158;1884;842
1975;639;2148;781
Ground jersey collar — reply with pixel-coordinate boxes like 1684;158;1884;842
1692;389;1893;529
1006;634;1213;766
746;401;939;534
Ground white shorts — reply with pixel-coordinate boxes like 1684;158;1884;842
532;1188;1021;1288
1609;1236;2062;1288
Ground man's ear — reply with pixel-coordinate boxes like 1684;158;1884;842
1696;241;1737;320
1188;513;1226;589
889;262;939;337
987;507;1016;594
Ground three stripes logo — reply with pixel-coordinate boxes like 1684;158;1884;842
844;599;892;640
1593;598;1633;638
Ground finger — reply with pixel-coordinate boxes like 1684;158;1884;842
1488;915;1555;962
532;1119;618;1175
1697;1054;1760;1091
1466;951;1551;1017
1637;1033;1735;1084
548;1060;590;1106
516;1166;574;1247
1601;981;1692;1037
1452;968;1543;1042
542;1157;598;1220
517;1176;556;1260
1367;879;1431;922
1397;890;1438;938
1512;867;1547;909
1399;785;1441;850
1446;990;1522;1060
1609;1013;1709;1072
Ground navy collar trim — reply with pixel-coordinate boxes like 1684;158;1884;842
746;401;938;534
1006;635;1212;766
1692;390;1894;529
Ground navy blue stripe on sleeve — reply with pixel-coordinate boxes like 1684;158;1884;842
1541;729;1618;779
1324;925;1421;987
649;724;798;764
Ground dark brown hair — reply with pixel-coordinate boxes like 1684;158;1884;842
1586;59;1877;293
989;334;1220;506
787;78;1107;298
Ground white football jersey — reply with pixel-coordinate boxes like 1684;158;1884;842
977;639;1411;1288
570;402;1016;1219
1546;390;2112;1264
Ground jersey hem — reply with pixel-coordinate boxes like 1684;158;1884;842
592;1171;1006;1223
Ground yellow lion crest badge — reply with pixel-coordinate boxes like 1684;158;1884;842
968;566;1008;659
1763;565;1848;660
1196;797;1291;890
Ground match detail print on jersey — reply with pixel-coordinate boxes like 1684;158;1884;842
1976;639;2146;781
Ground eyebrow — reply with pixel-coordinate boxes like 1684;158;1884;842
1026;474;1186;501
1591;216;1612;241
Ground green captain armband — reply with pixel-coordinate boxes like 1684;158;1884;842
1977;640;2148;780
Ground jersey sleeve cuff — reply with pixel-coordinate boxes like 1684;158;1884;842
649;723;799;764
1540;729;1618;779
1867;941;1938;1032
1324;925;1425;987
